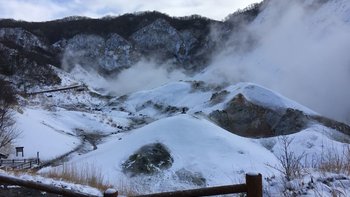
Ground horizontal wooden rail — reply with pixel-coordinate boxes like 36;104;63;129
27;85;84;95
0;159;40;170
0;174;96;197
134;184;247;197
0;173;261;197
133;173;262;197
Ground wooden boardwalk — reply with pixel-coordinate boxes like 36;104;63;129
27;84;86;96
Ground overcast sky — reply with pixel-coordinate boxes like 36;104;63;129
0;0;261;22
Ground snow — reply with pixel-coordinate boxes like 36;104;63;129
268;124;350;166
12;106;129;160
0;170;102;196
104;188;117;194
3;1;350;195
121;81;317;118
233;83;317;114
14;108;80;160
9;68;349;195
42;114;279;192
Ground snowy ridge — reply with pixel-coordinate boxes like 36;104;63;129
120;81;316;117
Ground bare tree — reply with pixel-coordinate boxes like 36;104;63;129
268;135;305;181
0;78;20;154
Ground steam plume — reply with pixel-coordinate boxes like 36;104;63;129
199;0;350;123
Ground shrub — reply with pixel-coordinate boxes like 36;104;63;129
268;136;305;181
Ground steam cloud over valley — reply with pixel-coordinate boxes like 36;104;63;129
68;61;187;95
61;0;350;124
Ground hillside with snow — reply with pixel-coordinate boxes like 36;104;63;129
0;0;350;196
3;73;348;196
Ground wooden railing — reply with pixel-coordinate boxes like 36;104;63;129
133;173;262;197
26;84;85;96
0;158;40;170
0;173;262;197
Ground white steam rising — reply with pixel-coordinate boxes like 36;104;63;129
199;0;350;123
106;61;187;95
68;60;187;96
62;0;350;123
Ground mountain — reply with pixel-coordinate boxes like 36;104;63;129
1;0;350;196
0;5;263;87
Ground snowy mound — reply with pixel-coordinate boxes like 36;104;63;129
47;115;278;191
120;81;316;117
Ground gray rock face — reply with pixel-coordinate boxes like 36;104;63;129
0;28;46;50
62;33;139;73
0;27;61;86
122;143;173;176
210;93;309;137
130;18;197;65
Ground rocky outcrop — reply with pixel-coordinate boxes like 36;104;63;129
210;93;310;137
130;19;197;66
62;33;138;73
122;143;173;176
0;28;46;50
311;115;350;136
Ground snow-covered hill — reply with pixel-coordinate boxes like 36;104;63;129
42;114;279;191
1;0;350;196
7;70;349;195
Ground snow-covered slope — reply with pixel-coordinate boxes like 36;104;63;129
7;70;349;196
41;114;279;192
13;107;130;160
14;109;80;160
118;81;316;118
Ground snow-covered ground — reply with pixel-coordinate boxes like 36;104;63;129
0;170;102;196
4;64;347;196
40;114;278;192
119;81;317;119
12;106;131;160
6;67;347;196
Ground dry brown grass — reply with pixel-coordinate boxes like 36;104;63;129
115;178;143;196
42;162;111;191
317;144;350;175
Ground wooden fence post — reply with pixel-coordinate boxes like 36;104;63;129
246;173;262;197
104;188;118;197
37;152;40;164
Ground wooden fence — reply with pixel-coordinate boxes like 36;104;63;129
26;84;85;96
0;158;40;170
0;173;262;197
133;173;262;197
